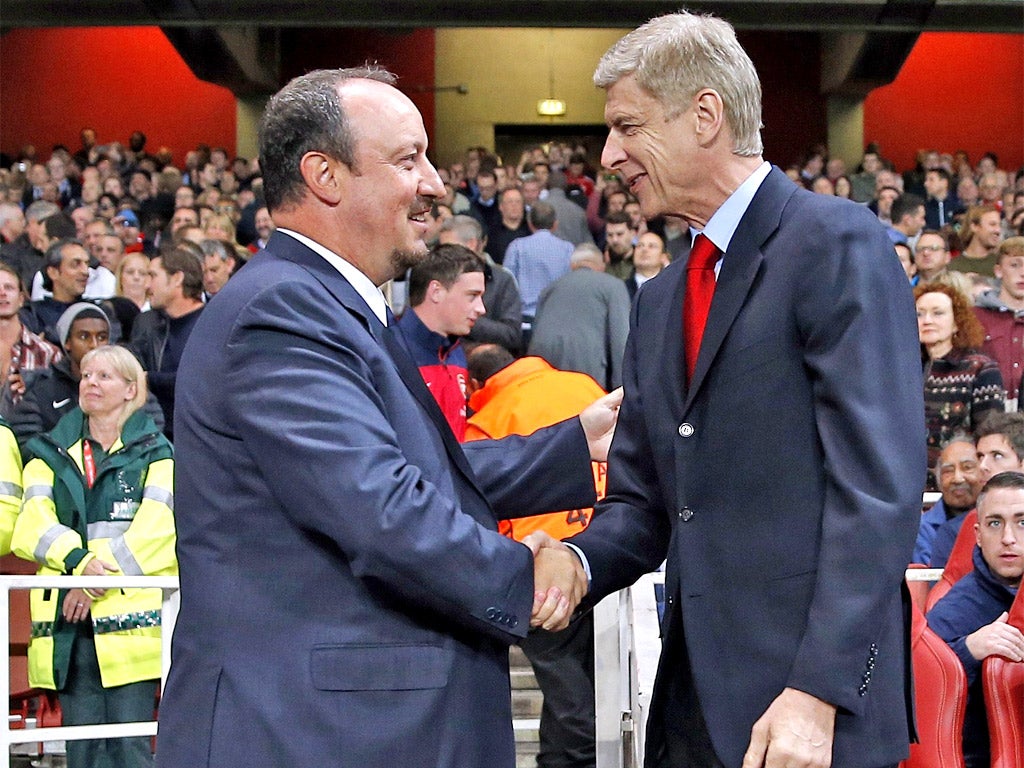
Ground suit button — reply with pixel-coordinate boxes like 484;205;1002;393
680;507;694;522
666;595;674;606
678;423;694;438
509;615;519;628
486;607;499;620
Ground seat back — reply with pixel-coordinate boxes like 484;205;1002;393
982;587;1024;768
901;587;967;768
905;563;933;611
925;510;978;612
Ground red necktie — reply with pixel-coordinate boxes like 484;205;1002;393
683;233;721;384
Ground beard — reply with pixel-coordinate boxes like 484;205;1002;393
389;242;430;280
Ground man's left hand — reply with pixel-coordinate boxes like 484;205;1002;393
579;387;623;462
741;687;836;768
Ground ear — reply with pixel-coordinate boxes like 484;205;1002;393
693;89;726;147
125;381;138;402
299;151;345;206
428;279;446;304
974;521;982;547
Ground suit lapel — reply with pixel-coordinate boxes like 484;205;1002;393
268;233;489;507
683;167;796;413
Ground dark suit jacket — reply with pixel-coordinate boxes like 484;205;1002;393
570;168;925;768
156;232;595;768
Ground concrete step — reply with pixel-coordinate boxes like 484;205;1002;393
511;666;538;689
513;717;540;743
512;688;544;718
509;644;530;668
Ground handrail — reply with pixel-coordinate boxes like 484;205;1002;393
0;574;179;767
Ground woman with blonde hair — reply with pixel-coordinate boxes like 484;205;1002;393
11;344;175;768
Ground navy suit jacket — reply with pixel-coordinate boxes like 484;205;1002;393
157;232;595;768
570;168;925;768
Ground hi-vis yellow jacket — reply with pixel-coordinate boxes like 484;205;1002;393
0;418;24;554
11;408;175;690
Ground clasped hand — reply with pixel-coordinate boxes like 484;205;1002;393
522;531;588;631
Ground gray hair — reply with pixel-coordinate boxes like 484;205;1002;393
439;214;484;246
258;65;397;212
570;242;604;267
594;11;763;157
25;200;61;223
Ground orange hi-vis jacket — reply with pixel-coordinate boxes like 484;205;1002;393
465;356;606;541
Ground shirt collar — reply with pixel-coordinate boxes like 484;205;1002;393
691;161;772;254
277;228;391;326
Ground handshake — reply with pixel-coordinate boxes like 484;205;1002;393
523;531;589;631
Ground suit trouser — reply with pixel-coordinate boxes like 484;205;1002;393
61;634;157;768
520;612;595;768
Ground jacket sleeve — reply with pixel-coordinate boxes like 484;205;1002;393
89;457;177;581
11;457;92;574
0;425;23;555
8;383;47;456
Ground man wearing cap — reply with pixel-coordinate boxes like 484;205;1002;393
114;210;144;254
9;303;163;450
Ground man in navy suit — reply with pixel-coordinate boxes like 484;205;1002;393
539;11;925;768
156;67;616;768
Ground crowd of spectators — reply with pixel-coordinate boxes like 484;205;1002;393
1;127;1023;766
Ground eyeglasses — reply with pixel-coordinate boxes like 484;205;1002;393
915;245;946;254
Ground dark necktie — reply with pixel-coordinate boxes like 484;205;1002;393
683;233;721;385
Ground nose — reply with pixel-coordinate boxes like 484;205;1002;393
473;297;486;317
601;132;626;170
419;160;445;200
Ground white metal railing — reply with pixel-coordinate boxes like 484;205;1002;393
0;575;179;768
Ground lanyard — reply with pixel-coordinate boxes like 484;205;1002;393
82;441;97;489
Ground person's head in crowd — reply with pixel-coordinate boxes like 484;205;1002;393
81;218;113;257
972;471;1024;588
924;168;953;201
200;238;239;297
521;178;543;206
69;206;95;239
79;127;97;155
116;251;151;309
35;213;77;257
43;238;90;302
232;157;252;181
45;155;67;185
219;170;239;196
148;243;205;313
407;243;485;337
128;169;152;202
624;198;645;231
962;205;1003;254
527;201;557;233
203;212;236;243
978;172;1004;206
0;203;26;244
96;194;118;220
567;153;588;180
24;200;61;252
438;215;486;256
26;163;48;191
175;185;196;209
475;170;498;204
604;210;635;260
958;177;980;208
895;243;915;281
994;237;1024;307
78;344;148;431
56;302;112;378
0;264;25;322
809;175;834;196
466;343;516;395
875;186;900;222
936;436;984;515
113;209;141;248
254;206;276;244
914;282;984;361
633;231;670;277
976;152;998;178
875;169;902;195
215;198;240;224
170;206;200;236
891;193;926;238
975;412;1024;482
498;188;525;227
80;178;102;208
833;175;852;199
913;230;951;282
174;225;205;247
493;165;510;192
530;161;551;189
825;157;846;181
95;232;126;273
129;130;147;155
210;147;230;172
570;242;607;272
198;162;220;190
606;190;629;216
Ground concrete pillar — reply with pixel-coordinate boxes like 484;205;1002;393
236;95;267;161
826;94;865;170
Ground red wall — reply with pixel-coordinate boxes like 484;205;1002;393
0;27;237;162
864;32;1024;171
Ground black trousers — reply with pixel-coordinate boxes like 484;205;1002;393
521;611;595;768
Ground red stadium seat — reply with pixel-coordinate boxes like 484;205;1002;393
925;510;978;612
982;587;1024;768
901;583;967;768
